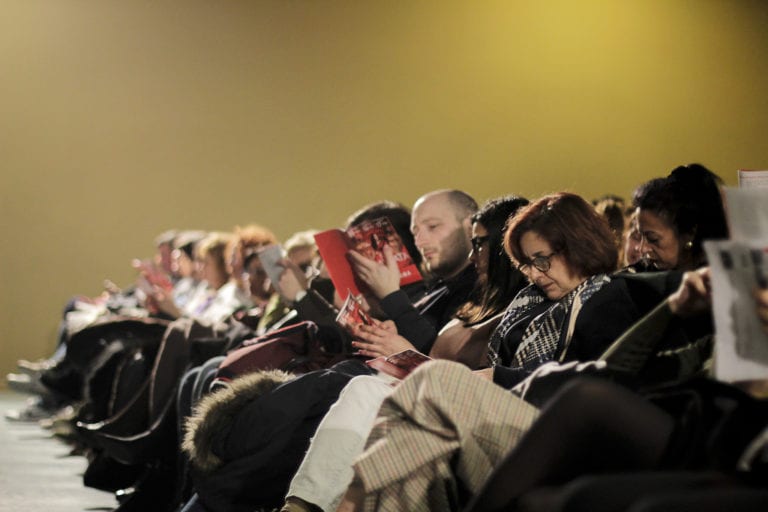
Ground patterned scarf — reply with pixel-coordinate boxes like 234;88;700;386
487;274;610;371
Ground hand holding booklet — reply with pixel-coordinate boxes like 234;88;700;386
132;258;173;292
335;292;373;330
705;239;768;381
705;182;768;382
256;244;286;294
314;216;422;301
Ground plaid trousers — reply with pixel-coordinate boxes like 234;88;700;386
353;360;540;511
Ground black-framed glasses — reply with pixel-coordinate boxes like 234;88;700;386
471;236;490;253
517;251;558;274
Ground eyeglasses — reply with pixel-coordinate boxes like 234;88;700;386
517;251;558;274
471;236;490;253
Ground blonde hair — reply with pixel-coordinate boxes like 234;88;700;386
197;232;234;282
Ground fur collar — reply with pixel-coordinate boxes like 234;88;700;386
182;369;293;473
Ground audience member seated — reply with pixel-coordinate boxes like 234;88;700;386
171;200;426;511
622;209;643;268
168;230;208;310
154;231;249;323
337;264;722;511
8;163;764;512
331;190;704;511
6;229;193;422
633;163;728;271
280;195;530;512
593;194;627;268
179;189;481;512
465;269;768;512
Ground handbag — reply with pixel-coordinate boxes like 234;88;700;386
214;320;346;383
77;318;215;465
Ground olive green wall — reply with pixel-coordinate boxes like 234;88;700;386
2;0;767;382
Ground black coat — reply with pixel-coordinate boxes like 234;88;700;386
190;360;371;512
493;271;688;389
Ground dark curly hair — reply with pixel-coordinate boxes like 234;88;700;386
633;163;727;267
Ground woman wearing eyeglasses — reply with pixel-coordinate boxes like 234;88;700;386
486;192;670;389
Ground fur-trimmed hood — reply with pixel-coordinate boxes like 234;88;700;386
182;369;293;473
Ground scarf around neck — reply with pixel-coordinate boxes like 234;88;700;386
487;273;610;371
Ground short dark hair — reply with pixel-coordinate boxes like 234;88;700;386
345;200;421;267
504;192;618;277
593;196;627;240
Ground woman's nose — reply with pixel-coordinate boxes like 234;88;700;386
528;265;544;280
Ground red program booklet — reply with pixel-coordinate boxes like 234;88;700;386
365;349;432;380
335;292;374;330
314;216;422;300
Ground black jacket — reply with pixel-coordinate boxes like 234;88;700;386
493;271;687;389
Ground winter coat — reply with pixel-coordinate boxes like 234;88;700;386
183;360;372;512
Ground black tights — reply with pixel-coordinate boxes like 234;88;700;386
465;378;675;512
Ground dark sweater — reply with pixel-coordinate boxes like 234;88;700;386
379;264;479;353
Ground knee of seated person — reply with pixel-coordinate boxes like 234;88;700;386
548;377;623;417
343;375;392;402
318;376;393;431
408;359;467;381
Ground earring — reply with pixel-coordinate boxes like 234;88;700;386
684;241;693;250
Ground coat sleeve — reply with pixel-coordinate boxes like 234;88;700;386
565;279;643;363
379;290;438;353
